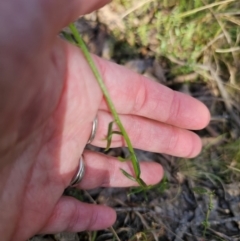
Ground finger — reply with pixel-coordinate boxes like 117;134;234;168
40;196;116;234
92;55;210;130
64;42;209;132
42;0;110;30
76;150;164;190
92;110;202;158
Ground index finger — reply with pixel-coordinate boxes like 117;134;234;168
94;56;210;130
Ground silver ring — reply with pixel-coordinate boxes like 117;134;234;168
87;116;98;144
70;156;85;187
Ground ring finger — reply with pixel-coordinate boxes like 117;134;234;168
75;150;164;190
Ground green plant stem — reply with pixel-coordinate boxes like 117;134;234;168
90;231;97;241
203;191;214;237
68;23;147;187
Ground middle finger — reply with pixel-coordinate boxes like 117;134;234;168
90;110;202;158
93;55;210;130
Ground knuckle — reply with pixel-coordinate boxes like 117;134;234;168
167;91;181;123
165;126;180;154
131;76;147;114
67;201;81;231
87;209;99;230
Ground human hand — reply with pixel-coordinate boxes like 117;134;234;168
0;0;210;240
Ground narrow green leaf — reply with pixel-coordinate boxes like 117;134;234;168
192;186;209;195
120;169;136;181
105;121;114;151
136;177;147;188
61;31;76;44
118;157;128;162
130;154;141;178
111;131;123;136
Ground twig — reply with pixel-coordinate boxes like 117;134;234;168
121;0;155;19
217;11;240;16
203;216;240;226
166;55;210;72
202;0;232;44
208;228;234;241
209;66;240;128
115;207;149;212
148;211;185;241
227;165;240;173
109;227;121;241
166;54;240;129
135;211;158;241
215;46;240;53
83;191;121;241
83;190;96;204
179;0;236;18
196;33;224;59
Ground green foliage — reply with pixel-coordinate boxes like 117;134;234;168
192;186;209;195
203;191;214;237
111;0;239;75
137;25;149;47
65;188;83;201
155;175;169;194
223;139;240;178
128;175;168;201
193;187;215;237
105;121;123;152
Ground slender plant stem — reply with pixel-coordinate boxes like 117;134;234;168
203;192;214;237
68;23;147;187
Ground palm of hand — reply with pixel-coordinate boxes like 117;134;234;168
0;30;107;240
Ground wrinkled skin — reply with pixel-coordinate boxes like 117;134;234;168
0;1;210;240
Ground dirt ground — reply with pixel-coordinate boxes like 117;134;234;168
30;3;240;241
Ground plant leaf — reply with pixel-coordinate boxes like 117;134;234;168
117;155;132;162
192;186;209;195
120;169;136;181
105;121;114;151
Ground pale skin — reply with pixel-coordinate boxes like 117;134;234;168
0;0;210;240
